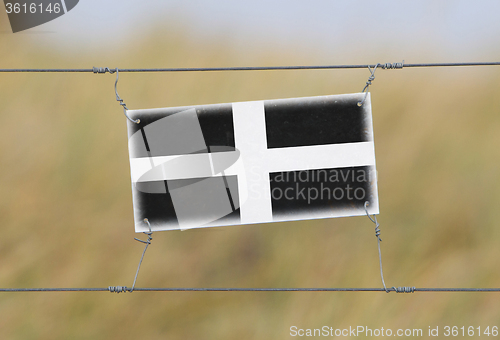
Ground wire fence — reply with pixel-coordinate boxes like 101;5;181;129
1;60;500;294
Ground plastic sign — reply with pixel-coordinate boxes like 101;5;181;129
127;93;379;232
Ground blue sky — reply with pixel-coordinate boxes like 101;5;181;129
3;0;500;62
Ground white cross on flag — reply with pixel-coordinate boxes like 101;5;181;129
126;93;379;232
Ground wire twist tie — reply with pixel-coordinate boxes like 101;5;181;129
129;219;154;293
357;61;404;106
380;61;404;69
364;201;388;293
357;64;378;107
108;286;129;293
364;201;382;242
93;67;139;123
108;219;153;294
92;67;116;74
392;286;415;293
364;202;416;294
134;218;153;245
112;68;140;124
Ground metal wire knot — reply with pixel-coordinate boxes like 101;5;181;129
380;61;404;69
358;61;404;106
392;286;415;293
92;67;115;74
134;218;153;245
365;201;382;242
129;219;154;292
108;286;129;293
114;68;140;124
93;66;139;124
357;64;378;107
364;201;389;292
364;202;417;294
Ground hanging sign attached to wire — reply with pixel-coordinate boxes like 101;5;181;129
126;92;379;232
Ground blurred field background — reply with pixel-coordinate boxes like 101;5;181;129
1;2;500;339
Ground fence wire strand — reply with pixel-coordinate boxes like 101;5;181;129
0;287;499;293
0;62;500;73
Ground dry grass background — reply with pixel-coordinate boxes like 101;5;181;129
1;17;500;340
